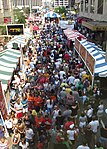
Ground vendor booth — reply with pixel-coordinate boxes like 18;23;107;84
59;20;74;30
74;38;107;92
0;48;21;91
6;28;32;49
64;28;86;41
64;28;86;49
44;11;60;23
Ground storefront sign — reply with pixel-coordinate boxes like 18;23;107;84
80;44;86;61
0;81;7;119
86;52;95;75
7;24;24;35
75;38;95;75
74;38;80;52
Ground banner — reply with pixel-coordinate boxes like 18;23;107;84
86;52;95;75
75;38;95;75
80;44;86;61
0;81;7;119
7;24;24;35
74;38;80;52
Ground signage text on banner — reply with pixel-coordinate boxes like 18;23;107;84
74;38;95;76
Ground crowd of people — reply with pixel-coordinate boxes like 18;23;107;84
0;20;107;149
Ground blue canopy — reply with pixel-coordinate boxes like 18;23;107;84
44;11;60;18
80;40;107;77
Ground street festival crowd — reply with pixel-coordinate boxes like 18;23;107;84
0;20;107;149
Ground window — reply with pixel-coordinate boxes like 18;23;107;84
90;0;95;13
97;0;103;14
81;0;83;12
85;0;88;12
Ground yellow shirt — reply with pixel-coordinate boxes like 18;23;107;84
65;88;72;94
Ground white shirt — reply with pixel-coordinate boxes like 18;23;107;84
87;108;93;118
59;71;66;79
89;120;99;133
77;145;90;149
14;102;23;113
55;61;61;69
67;76;75;85
53;109;59;119
5;119;13;129
67;129;76;140
46;100;53;109
19;142;29;149
25;128;34;140
74;78;80;86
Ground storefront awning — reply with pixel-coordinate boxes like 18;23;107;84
0;49;21;91
64;29;86;41
79;40;107;77
6;28;32;49
82;21;107;31
74;38;107;88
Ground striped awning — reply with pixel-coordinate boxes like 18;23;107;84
64;29;86;41
6;28;32;49
80;40;107;77
0;49;21;91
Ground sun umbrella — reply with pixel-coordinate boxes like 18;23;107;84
33;25;39;31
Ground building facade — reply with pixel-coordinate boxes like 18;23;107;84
80;0;107;22
0;0;12;24
54;0;69;8
68;0;75;8
78;0;107;58
0;0;4;23
13;0;42;8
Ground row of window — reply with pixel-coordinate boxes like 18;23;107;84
81;0;103;14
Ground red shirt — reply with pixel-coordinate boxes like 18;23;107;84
64;53;70;61
37;142;43;149
43;118;52;130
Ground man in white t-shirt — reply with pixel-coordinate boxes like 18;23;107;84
77;141;90;149
89;116;99;133
67;75;75;85
89;116;99;145
86;105;93;122
25;127;34;143
14;99;23;119
59;70;66;80
67;124;77;146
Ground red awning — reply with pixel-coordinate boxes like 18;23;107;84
77;17;88;24
64;29;86;41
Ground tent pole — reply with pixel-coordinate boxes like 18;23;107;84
92;74;94;88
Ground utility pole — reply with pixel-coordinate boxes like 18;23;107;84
23;0;25;13
30;0;32;17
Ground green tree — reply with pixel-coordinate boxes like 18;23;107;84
24;7;30;15
13;8;26;25
54;6;67;14
17;15;26;25
0;26;6;35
